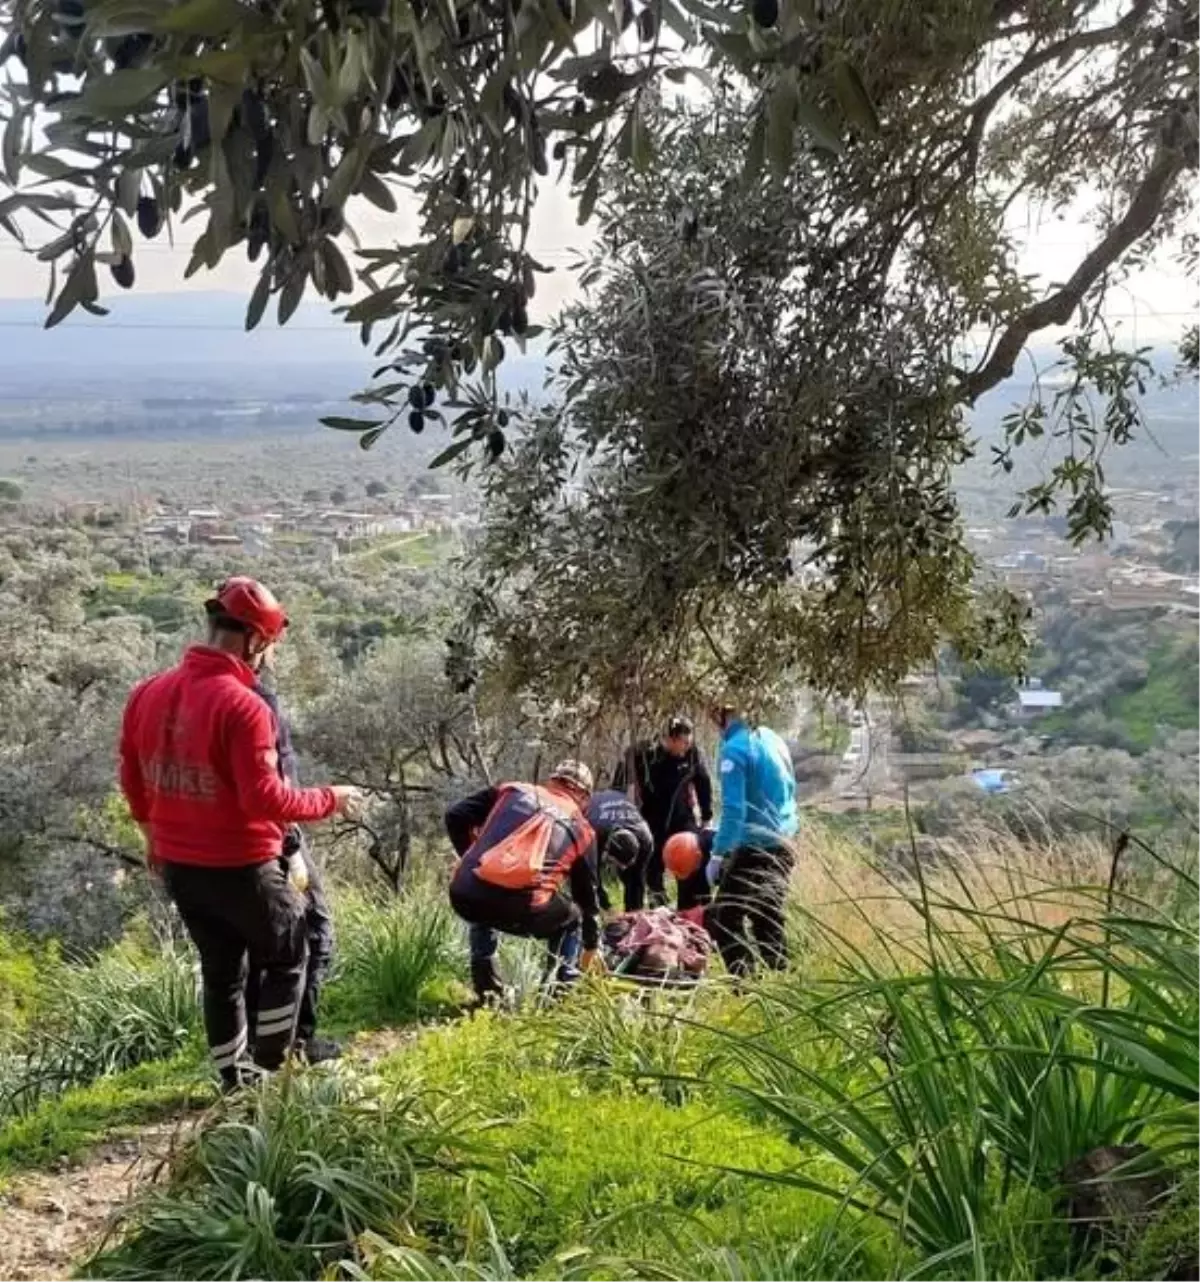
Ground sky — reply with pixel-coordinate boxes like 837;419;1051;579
0;175;590;321
0;136;1192;353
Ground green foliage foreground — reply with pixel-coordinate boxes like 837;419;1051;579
84;849;1199;1282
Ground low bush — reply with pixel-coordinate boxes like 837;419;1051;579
0;939;200;1122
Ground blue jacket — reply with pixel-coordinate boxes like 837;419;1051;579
712;721;798;857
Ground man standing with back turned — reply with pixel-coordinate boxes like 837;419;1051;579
705;702;798;977
119;577;360;1088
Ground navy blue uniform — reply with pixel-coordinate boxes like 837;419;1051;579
586;790;654;912
244;680;335;1048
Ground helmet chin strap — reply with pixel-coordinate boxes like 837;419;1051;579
243;634;267;669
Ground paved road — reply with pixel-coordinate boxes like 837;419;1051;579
832;702;892;803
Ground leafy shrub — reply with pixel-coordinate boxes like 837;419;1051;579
0;920;47;1043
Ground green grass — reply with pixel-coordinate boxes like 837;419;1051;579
1105;638;1200;749
0;937;200;1124
349;532;450;574
0;923;50;1040
82;837;1198;1282
0;1050;212;1182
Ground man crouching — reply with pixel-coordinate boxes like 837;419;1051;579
444;760;604;1004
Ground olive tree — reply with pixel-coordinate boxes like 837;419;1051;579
458;96;1030;723
0;542;159;945
300;636;498;889
459;17;1195;720
0;0;1192;461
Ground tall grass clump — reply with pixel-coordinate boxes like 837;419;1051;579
0;940;199;1121
699;826;1199;1277
88;1068;489;1281
331;880;463;1026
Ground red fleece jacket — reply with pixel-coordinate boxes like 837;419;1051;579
119;646;336;867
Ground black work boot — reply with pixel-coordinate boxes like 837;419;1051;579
470;957;504;1008
298;1036;343;1064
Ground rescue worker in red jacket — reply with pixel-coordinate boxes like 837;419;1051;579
445;760;603;1004
118;577;361;1089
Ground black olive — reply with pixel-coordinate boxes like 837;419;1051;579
408;409;426;433
751;0;778;28
136;194;162;239
531;131;548;176
421;382;435;408
407;385;425;410
110;255;135;289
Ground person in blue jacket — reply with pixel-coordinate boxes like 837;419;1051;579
704;702;798;976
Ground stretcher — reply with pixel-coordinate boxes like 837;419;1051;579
599;905;711;990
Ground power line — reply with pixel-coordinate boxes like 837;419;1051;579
0;242;588;260
0;311;1189;335
0;318;348;331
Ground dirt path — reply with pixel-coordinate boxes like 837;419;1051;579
0;1117;199;1282
0;1028;431;1281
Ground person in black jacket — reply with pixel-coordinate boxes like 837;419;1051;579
245;675;340;1064
612;716;713;906
445;761;603;1004
663;828;715;912
586;789;654;912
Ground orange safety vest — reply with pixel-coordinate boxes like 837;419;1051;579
469;782;595;905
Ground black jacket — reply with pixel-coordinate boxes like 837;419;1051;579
612;742;713;843
254;679;303;857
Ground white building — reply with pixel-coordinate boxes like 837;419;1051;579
1015;689;1063;719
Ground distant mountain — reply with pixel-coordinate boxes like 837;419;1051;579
0;293;550;401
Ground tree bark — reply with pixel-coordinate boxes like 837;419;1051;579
960;139;1194;403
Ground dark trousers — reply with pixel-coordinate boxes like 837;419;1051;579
645;839;667;905
615;851;649;913
450;877;581;977
163;859;307;1086
705;843;794;977
245;850;333;1046
676;867;711;912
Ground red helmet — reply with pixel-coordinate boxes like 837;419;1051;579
206;577;288;643
664;830;703;880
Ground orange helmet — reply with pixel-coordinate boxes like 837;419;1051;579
205;576;288;643
664;830;703;880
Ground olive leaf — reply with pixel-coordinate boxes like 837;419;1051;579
245;264;272;331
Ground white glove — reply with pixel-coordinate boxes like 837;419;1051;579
286;851;310;894
705;856;725;888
